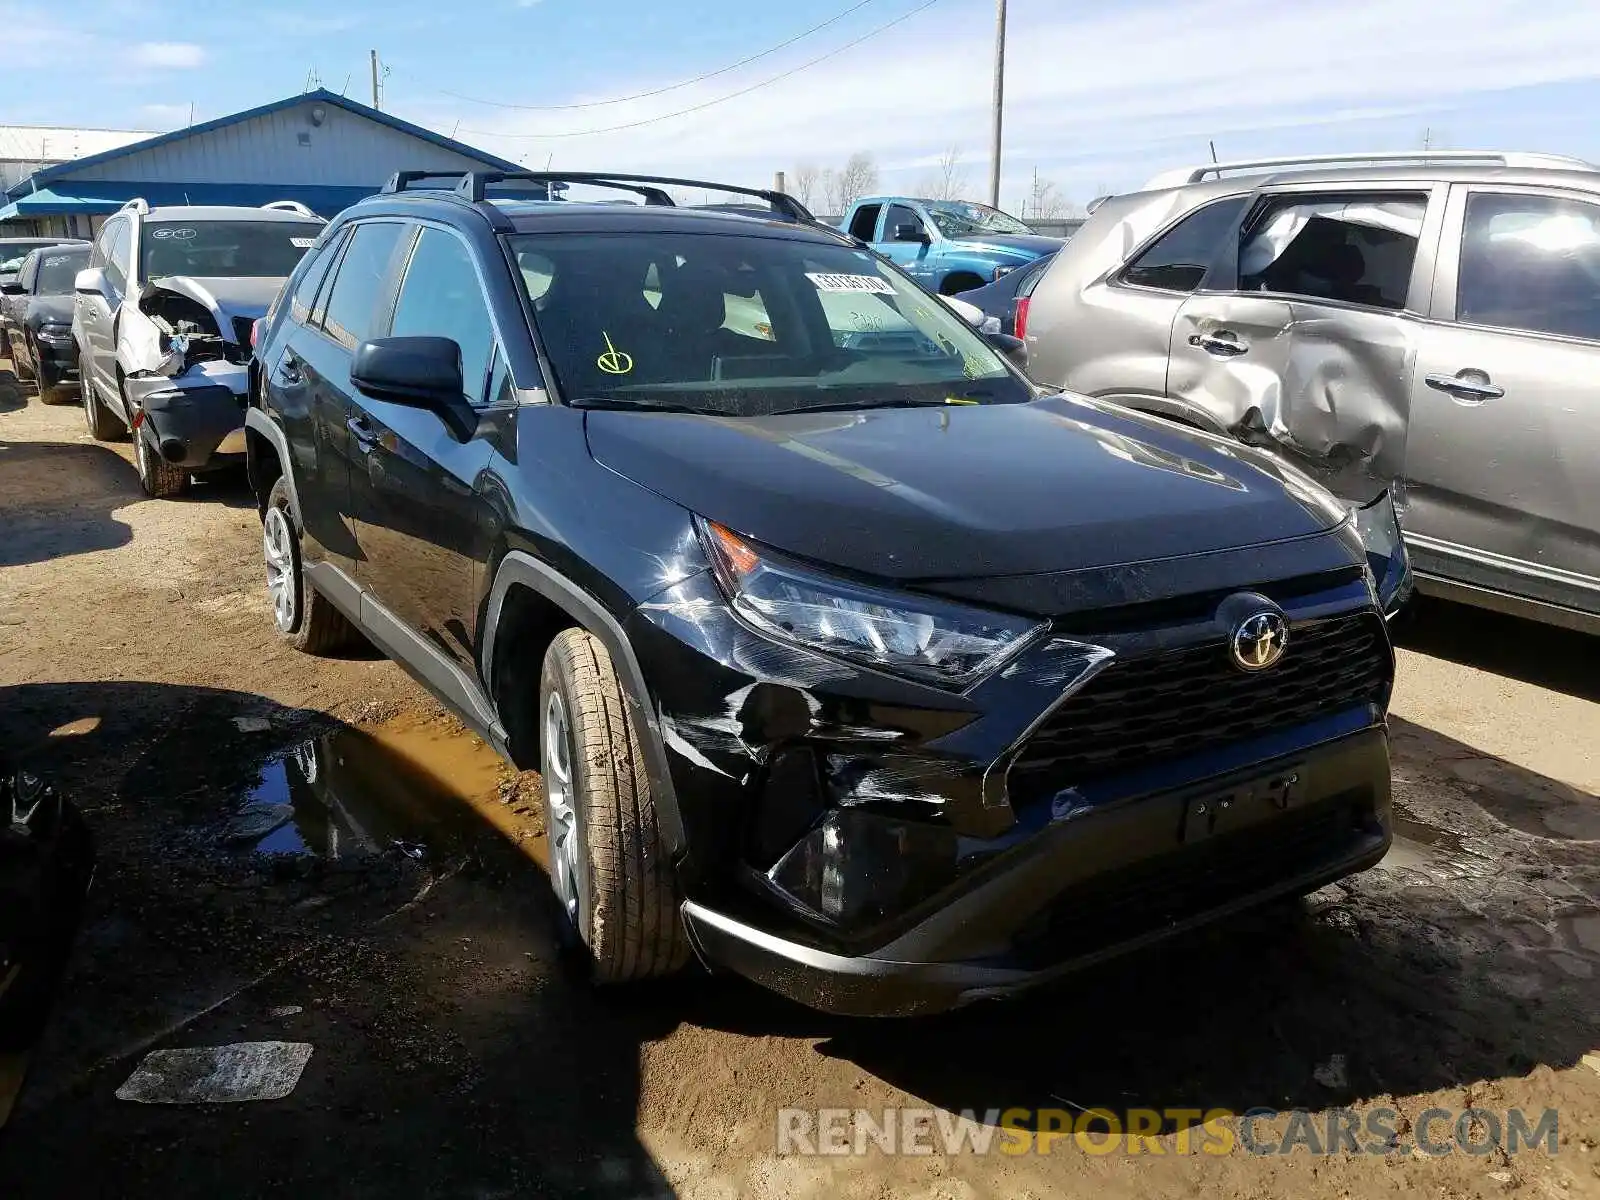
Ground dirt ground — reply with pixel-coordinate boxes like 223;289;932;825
2;368;1598;1199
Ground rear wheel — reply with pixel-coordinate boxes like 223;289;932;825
264;475;359;655
133;423;191;498
538;627;689;982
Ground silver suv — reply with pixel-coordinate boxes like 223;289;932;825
1024;151;1600;635
72;198;324;497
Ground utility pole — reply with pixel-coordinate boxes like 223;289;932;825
988;0;1007;208
370;50;380;110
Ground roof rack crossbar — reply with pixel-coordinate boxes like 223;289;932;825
462;171;816;224
1142;150;1596;190
382;170;478;194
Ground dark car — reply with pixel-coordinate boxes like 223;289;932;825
247;171;1410;1017
2;244;91;402
0;237;84;291
954;251;1055;337
0;756;93;1126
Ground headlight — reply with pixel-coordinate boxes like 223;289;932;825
698;520;1045;688
37;324;73;345
991;264;1016;281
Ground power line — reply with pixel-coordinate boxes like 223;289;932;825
438;0;883;111
453;0;939;141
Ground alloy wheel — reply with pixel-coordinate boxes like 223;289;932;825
262;507;298;633
541;689;581;926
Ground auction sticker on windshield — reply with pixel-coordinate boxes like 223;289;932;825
806;272;896;296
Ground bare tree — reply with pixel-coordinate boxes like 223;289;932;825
791;163;822;208
916;146;971;201
1026;170;1068;220
834;152;880;210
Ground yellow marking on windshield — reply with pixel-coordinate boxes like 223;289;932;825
944;397;979;405
597;331;634;375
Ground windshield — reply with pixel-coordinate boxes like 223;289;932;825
34;247;89;294
925;201;1033;238
509;231;1030;416
141;220;324;279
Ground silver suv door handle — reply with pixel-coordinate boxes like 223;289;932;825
1189;330;1249;357
1425;371;1504;403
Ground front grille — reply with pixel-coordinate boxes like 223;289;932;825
1012;612;1388;793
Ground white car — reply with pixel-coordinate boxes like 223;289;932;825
73;198;324;497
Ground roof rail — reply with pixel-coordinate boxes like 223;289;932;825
120;197;150;215
1140;151;1597;191
380;169;818;226
262;199;318;217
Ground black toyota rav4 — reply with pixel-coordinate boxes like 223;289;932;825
247;171;1411;1017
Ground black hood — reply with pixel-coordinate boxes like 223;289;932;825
24;295;74;327
948;233;1063;256
585;395;1348;582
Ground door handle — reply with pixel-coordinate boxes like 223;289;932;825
1188;330;1249;357
1424;371;1503;403
346;416;377;449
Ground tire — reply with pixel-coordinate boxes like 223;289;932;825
12;334;34;383
82;370;125;441
940;273;985;296
133;423;191;498
263;475;359;655
538;627;689;982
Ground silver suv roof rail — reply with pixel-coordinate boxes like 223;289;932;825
1141;151;1596;191
120;197;150;215
262;200;317;217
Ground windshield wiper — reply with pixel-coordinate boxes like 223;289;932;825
765;397;982;416
568;396;713;414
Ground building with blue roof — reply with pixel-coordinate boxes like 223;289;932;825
0;89;520;237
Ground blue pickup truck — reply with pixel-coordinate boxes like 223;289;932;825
840;196;1062;295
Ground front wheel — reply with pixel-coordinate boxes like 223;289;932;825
263;476;360;655
538;627;690;982
133;425;191;498
81;371;125;441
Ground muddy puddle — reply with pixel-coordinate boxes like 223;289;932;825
207;715;547;869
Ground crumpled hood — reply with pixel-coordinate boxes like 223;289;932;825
947;233;1062;258
149;276;286;339
586;394;1348;581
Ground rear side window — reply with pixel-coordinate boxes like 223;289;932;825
1239;193;1426;311
288;228;347;326
389;228;497;402
848;203;882;241
1121;197;1247;292
319;222;404;349
1457;192;1600;342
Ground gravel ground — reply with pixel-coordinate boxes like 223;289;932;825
1;371;1598;1198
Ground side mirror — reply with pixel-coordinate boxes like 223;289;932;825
986;331;1028;369
74;267;106;296
0;282;24;296
350;336;476;440
893;222;929;244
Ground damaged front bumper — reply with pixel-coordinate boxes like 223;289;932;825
632;547;1396;1017
125;361;248;470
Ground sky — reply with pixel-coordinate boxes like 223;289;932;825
9;0;1600;215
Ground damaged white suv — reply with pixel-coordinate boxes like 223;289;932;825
73;198;324;497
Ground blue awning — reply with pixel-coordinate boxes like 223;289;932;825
0;181;378;221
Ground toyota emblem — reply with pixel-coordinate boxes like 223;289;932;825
1231;610;1289;671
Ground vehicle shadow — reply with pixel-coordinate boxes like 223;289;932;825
0;440;137;569
0;681;677;1198
1394;594;1600;703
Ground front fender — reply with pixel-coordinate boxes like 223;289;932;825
482;551;688;857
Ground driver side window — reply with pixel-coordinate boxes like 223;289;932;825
98;220;129;292
884;205;924;243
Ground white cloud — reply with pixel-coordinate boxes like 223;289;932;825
402;0;1600;209
131;41;206;69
